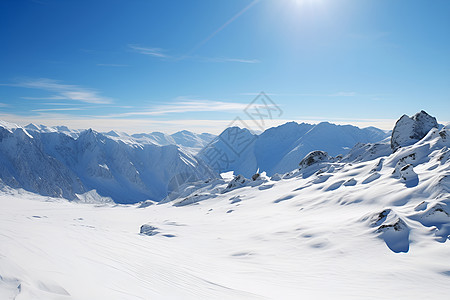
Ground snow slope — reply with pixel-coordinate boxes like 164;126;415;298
1;112;449;299
199;121;388;177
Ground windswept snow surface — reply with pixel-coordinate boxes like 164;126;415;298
1;123;450;299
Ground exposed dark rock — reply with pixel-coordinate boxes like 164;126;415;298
299;151;330;169
391;110;438;151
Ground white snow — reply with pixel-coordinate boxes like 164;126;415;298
1;113;450;299
1;117;450;299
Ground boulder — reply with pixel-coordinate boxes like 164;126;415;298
391;110;438;151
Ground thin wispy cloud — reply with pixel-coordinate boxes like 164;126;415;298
41;102;83;106
128;44;167;58
0;103;8;107
109;99;249;117
240;92;358;97
31;107;85;112
224;58;260;64
21;96;66;100
128;44;259;64
7;78;113;104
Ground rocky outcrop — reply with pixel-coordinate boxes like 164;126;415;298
299;151;330;169
391;110;438;151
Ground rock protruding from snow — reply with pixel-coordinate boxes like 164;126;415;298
371;209;410;253
140;224;160;236
399;164;419;187
223;175;247;192
391;110;438;151
299;151;330;169
251;173;260;181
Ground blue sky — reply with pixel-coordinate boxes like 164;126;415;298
0;0;449;133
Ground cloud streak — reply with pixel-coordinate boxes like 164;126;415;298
202;57;260;64
128;44;260;64
107;99;250;117
7;78;113;104
31;107;85;112
128;44;167;58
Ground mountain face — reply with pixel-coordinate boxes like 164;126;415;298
0;122;213;203
199;121;389;177
0;122;85;199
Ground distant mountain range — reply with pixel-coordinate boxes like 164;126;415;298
0;122;214;203
199;121;389;177
0;120;389;203
24;123;215;154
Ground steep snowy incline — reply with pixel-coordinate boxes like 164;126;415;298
0;122;86;199
199;121;388;177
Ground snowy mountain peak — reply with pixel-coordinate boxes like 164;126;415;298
0;120;24;133
391;110;438;151
104;130;122;137
220;126;254;137
24;123;41;131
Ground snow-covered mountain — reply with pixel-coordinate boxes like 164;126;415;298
199;121;388;177
24;123;83;139
1;111;449;299
0;122;214;203
25;123;215;154
1;120;388;204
